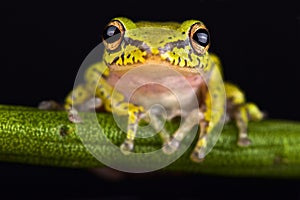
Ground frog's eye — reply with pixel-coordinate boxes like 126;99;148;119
189;23;210;55
102;20;125;51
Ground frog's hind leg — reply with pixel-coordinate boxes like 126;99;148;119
225;83;264;147
38;83;101;123
225;83;251;146
63;61;110;122
64;84;102;123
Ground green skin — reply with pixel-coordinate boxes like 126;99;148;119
63;17;264;162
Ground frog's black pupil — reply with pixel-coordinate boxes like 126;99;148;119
193;29;209;47
103;25;121;43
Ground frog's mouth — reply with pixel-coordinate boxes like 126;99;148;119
106;54;206;94
108;54;202;76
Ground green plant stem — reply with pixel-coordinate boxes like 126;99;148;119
0;104;300;178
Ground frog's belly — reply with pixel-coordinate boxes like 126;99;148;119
106;65;205;118
129;84;198;117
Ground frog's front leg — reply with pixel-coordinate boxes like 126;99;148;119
162;94;220;162
117;103;172;154
95;77;147;154
119;103;145;154
162;109;204;154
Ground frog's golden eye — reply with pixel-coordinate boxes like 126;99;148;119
189;23;210;55
102;20;125;51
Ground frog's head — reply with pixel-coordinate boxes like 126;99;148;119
102;17;211;73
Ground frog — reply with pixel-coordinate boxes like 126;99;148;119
42;17;264;162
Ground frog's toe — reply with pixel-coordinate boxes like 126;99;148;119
68;108;82;123
162;138;180;155
190;148;206;163
120;139;134;155
237;137;252;147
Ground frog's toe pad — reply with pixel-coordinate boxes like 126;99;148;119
120;139;134;155
162;138;180;155
237;137;252;147
190;150;205;163
68;108;82;123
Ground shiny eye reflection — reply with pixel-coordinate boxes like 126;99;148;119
193;29;209;47
103;25;121;43
196;32;208;44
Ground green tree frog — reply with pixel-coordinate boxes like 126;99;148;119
59;17;263;162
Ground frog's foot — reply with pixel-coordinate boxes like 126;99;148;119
68;108;82;123
237;134;252;147
120;139;134;155
190;147;206;163
38;100;64;110
190;136;207;163
162;137;180;155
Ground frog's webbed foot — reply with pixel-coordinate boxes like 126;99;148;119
120;139;134;155
190;150;205;163
237;133;252;147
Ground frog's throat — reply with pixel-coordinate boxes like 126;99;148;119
108;54;204;75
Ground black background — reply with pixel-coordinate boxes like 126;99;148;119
1;1;300;199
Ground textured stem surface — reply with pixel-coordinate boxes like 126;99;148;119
0;104;300;178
